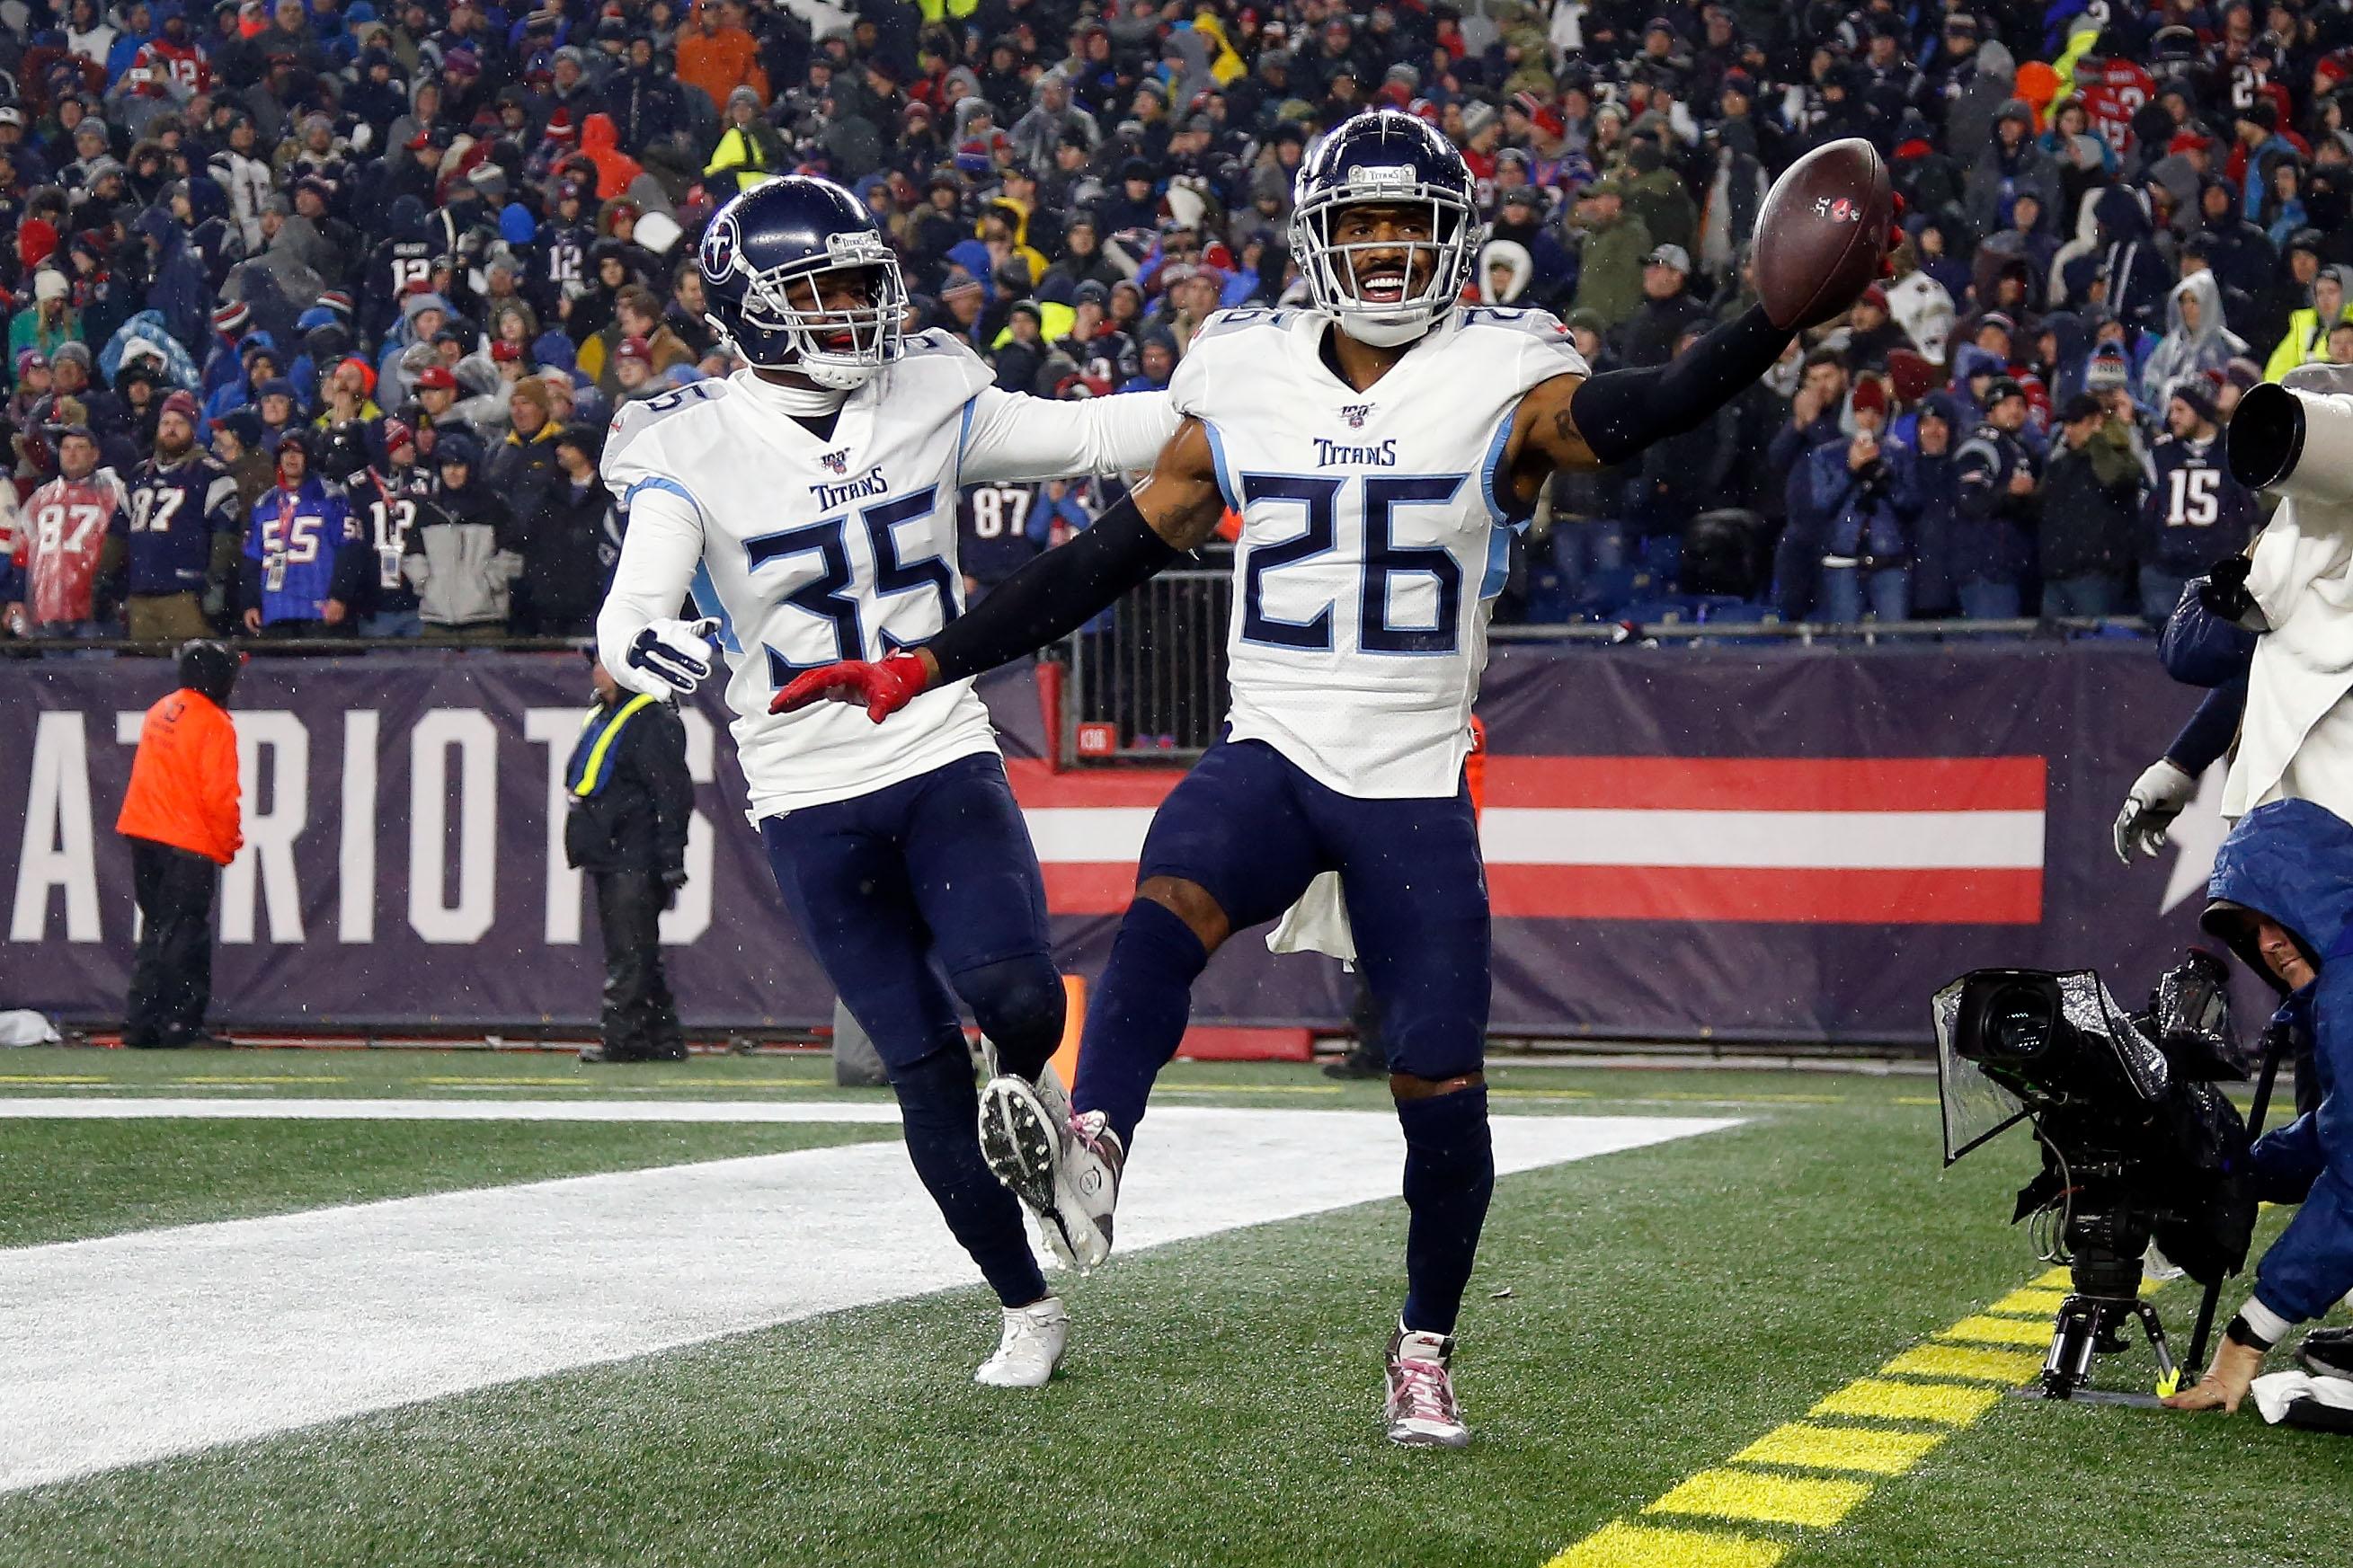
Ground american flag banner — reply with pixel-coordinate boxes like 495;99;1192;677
1009;756;2048;925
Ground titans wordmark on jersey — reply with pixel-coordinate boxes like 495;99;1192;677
603;338;998;817
599;331;1177;818
1170;305;1587;799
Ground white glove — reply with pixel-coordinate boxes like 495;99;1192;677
2113;758;2197;863
619;616;721;696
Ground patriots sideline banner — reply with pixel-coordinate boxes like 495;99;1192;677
0;643;2250;1043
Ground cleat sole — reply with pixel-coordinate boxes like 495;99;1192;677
978;1079;1080;1271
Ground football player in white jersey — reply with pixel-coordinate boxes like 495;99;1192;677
594;177;1176;1388
780;111;1894;1444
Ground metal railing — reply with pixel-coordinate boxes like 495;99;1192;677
1488;615;2159;645
1056;569;1233;764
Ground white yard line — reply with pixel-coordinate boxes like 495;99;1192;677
0;1108;1736;1493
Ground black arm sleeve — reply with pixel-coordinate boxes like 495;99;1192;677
1567;306;1796;467
2166;678;2248;775
921;493;1180;683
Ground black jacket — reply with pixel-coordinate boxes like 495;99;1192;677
1610;288;1711;370
563;695;692;878
2038;426;2140;579
515;474;617;628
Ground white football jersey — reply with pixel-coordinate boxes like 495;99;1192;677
599;331;1177;819
1171;305;1588;797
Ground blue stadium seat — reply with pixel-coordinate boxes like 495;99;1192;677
1576;566;1653;616
1523;565;1577;625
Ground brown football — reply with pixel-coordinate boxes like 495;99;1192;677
1752;138;1894;332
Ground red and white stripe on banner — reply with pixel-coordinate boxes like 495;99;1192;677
1006;756;2047;926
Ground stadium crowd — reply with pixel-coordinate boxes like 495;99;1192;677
1;0;2352;643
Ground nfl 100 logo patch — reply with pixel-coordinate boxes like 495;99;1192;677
819;449;850;474
1339;403;1374;429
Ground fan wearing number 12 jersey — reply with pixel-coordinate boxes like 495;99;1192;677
594;176;1176;1388
780;108;1902;1448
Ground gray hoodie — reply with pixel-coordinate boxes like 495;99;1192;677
1945;40;2016;179
2141;270;2248;403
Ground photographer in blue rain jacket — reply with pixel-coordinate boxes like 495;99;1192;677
2165;799;2353;1413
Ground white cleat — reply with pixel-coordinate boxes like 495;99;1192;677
973;1295;1070;1388
1384;1324;1470;1448
1050;1109;1124;1271
978;1068;1085;1269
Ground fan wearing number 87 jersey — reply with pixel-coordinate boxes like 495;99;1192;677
957;480;1045;594
5;430;129;633
117;402;244;606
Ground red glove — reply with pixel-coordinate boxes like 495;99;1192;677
769;651;933;722
1878;190;1908;279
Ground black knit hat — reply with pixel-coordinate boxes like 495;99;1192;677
176;640;240;704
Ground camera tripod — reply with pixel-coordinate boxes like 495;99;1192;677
2035;1279;2180;1406
2020;1190;2180;1406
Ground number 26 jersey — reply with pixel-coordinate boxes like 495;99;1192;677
1170;306;1587;798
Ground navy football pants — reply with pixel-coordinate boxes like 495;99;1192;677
760;753;1064;1307
1071;734;1496;1334
1105;733;1491;1089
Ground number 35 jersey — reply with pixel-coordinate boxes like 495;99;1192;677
600;332;1177;819
1171;306;1587;798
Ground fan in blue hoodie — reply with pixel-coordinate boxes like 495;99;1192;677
2164;799;2353;1413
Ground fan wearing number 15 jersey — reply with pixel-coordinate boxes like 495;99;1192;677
594;176;1176;1389
779;107;1901;1448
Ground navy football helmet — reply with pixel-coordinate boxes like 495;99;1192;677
1291;110;1483;347
698;175;908;389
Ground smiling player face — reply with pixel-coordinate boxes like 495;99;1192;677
1331;201;1437;307
789;264;884;351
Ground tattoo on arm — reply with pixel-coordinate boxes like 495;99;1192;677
1133;418;1229;552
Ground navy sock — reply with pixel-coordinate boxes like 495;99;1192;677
1396;1085;1496;1336
892;1044;1047;1308
955;952;1067;1084
1071;898;1208;1147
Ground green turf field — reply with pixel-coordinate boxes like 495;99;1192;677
0;1049;2345;1568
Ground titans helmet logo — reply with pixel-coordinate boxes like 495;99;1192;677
700;211;741;282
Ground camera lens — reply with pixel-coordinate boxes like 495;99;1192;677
1991;985;2054;1059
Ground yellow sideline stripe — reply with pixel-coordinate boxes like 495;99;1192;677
1881;1344;2044;1383
174;1075;345;1085
1730;1423;1946;1476
1940;1314;2056;1347
1647;1471;1873;1528
1541;1275;2064;1568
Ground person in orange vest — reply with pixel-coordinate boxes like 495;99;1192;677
116;640;244;1050
1326;717;1487;1079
